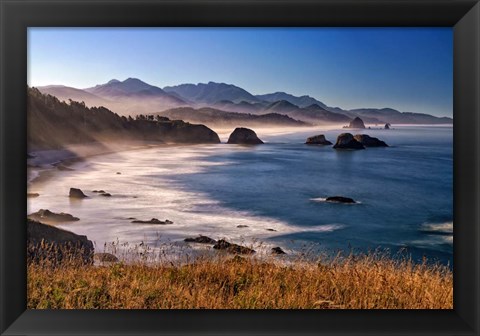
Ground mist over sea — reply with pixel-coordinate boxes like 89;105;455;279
28;125;453;265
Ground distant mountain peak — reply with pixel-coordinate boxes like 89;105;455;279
88;77;162;95
81;78;188;108
269;100;298;108
256;91;329;110
124;77;143;83
305;103;325;110
164;81;260;104
206;81;229;86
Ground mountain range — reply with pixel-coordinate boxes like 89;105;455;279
155;107;307;128
37;78;453;126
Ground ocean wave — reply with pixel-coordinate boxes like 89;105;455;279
310;197;361;204
419;221;453;235
409;221;453;248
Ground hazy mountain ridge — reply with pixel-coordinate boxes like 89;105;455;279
211;100;267;115
256;92;328;109
163;82;260;104
39;85;111;107
86;78;177;99
38;79;188;116
155;107;308;128
346;108;452;124
37;78;453;125
27;87;220;150
261;100;351;124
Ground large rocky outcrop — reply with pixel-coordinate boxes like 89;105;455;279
213;239;256;254
227;128;264;145
333;133;365;150
69;188;88;199
271;246;287;255
305;134;332;145
184;235;217;244
28;209;80;223
27;219;94;264
354;134;388;147
348;117;366;129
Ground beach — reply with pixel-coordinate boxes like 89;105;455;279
27;125;453;265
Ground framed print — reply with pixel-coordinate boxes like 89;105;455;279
1;0;479;335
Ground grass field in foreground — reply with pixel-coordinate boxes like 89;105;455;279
27;250;453;309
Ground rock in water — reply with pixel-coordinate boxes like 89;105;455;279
271;246;287;255
213;239;255;255
326;196;356;204
333;133;365;150
305;134;332;145
28;209;80;223
69;188;88;198
354;134;388;147
27;219;93;264
385;123;391;129
227;127;264;145
184;235;217;244
131;218;173;225
348;117;366;129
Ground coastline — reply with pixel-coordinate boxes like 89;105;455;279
27;125;336;185
27;125;453;266
28;140;169;185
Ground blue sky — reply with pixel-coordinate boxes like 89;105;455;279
28;28;453;117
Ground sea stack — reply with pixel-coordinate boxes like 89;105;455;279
384;123;391;129
69;188;88;199
333;133;365;150
354;134;388;147
348;117;366;129
305;134;332;145
227;127;264;145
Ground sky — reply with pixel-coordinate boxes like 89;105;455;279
28;28;453;117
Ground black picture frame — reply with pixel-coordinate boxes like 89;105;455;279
1;0;479;335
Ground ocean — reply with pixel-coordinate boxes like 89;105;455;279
28;125;453;265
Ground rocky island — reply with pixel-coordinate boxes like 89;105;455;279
347;117;366;129
305;134;332;145
354;134;388;147
227;127;264;145
333;133;365;150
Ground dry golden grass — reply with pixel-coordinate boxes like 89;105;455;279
27;250;453;309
